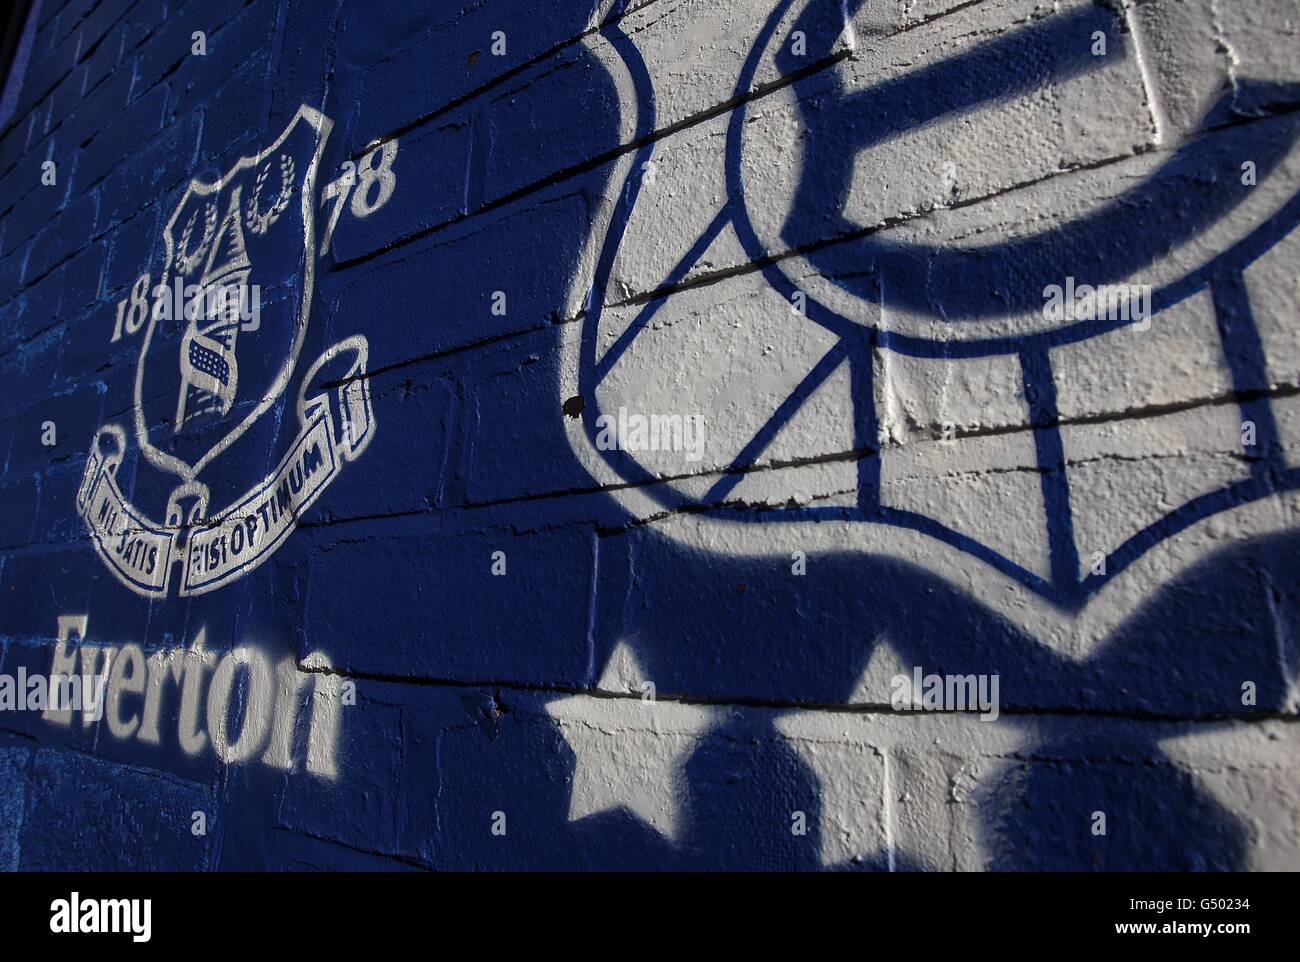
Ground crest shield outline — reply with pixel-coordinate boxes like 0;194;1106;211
558;0;1300;657
77;105;376;598
135;105;330;482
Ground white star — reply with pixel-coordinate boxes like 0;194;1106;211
773;710;891;868
1159;720;1300;870
546;641;714;844
847;631;914;707
777;639;1034;869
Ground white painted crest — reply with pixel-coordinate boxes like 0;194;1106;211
78;106;377;597
561;0;1300;659
134;105;332;481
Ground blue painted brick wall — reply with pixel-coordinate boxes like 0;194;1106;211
1;0;1299;871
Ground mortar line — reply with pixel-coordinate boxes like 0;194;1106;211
290;663;1300;725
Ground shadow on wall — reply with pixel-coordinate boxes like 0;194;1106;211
581;525;1300;870
556;0;1300;868
3;0;1299;871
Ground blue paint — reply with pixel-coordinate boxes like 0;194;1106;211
0;0;1296;871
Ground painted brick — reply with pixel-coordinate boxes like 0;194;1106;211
348;2;603;155
0;0;1297;875
297;520;595;686
73;81;167;193
42;64;86;142
14;25;82;123
2;155;69;258
95;112;201;231
0;745;28;871
100;204;158;296
171;0;281;122
17;749;215;870
81;20;128;94
22;187;96;284
197;56;273;161
325;118;470;265
328;191;590;354
57;241;106;318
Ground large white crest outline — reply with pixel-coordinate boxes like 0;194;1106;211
78;104;376;597
133;104;332;482
559;0;1300;661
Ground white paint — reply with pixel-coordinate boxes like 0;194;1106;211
78;107;379;598
41;618;345;778
559;0;1300;662
847;635;912;706
1160;722;1300;870
774;710;1033;869
546;645;713;844
206;646;274;764
135;105;331;481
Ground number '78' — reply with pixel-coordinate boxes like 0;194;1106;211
318;139;399;257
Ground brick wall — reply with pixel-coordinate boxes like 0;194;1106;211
0;0;1297;870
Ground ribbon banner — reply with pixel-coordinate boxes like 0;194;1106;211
77;337;373;598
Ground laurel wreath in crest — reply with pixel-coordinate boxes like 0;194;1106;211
172;202;219;276
245;154;295;236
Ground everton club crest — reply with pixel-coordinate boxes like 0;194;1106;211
76;106;375;597
560;0;1300;652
